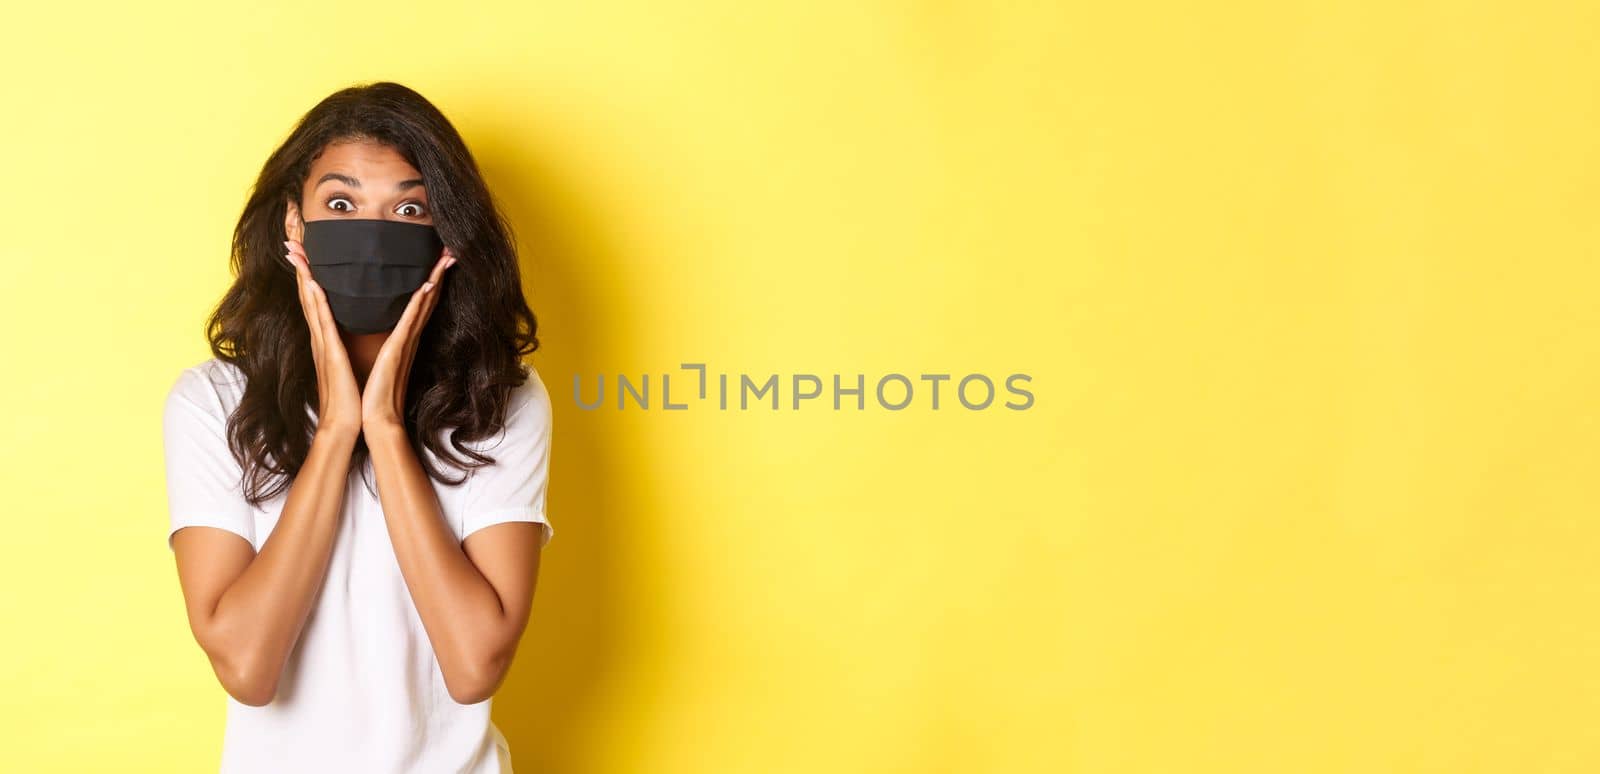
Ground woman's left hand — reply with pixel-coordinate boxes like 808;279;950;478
362;247;457;430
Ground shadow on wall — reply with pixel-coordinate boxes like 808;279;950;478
467;111;631;773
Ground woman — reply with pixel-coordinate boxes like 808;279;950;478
161;81;553;774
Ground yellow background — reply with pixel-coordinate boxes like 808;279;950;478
2;1;1597;771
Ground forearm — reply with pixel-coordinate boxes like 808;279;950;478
364;422;516;702
202;426;357;703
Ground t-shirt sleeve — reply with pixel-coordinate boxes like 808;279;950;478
458;371;554;547
162;368;256;551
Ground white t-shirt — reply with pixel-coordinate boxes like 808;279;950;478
162;356;553;773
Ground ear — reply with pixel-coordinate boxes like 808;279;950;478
284;199;304;242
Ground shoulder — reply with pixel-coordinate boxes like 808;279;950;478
499;362;552;440
470;362;551;450
507;362;550;421
164;357;247;418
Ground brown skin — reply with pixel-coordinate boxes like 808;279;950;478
171;139;544;706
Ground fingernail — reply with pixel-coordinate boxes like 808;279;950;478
283;240;292;250
422;281;435;292
446;257;458;269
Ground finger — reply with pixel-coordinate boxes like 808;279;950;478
286;240;313;292
285;241;335;352
285;250;324;357
283;247;308;310
404;288;432;380
391;279;436;386
415;258;451;336
424;252;453;288
368;286;428;419
370;280;429;383
420;252;453;324
420;273;443;328
375;253;449;374
290;250;338;357
305;276;344;350
393;278;433;348
409;253;456;370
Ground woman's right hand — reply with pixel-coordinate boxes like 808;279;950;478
285;238;363;439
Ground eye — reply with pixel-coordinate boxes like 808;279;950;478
397;201;428;217
326;195;355;213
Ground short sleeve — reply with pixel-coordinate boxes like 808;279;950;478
162;368;256;551
459;368;554;547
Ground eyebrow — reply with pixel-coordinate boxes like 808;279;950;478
314;172;426;191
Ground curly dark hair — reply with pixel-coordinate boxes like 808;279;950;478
204;81;539;506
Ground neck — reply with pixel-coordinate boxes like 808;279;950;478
340;330;389;389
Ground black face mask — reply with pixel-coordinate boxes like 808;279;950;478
301;218;444;334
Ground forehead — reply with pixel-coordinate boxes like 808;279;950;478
307;139;421;181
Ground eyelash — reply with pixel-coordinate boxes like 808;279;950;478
326;196;428;217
